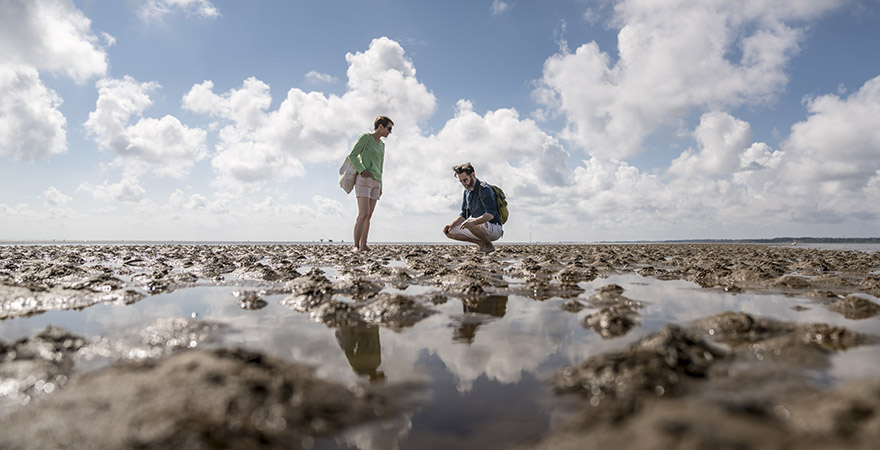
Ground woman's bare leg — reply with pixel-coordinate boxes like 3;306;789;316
354;196;378;251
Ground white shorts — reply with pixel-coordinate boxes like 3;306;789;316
355;174;381;200
448;222;503;241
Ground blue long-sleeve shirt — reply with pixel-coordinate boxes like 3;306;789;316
460;179;502;225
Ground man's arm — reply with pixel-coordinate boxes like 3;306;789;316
444;215;466;234
461;212;494;230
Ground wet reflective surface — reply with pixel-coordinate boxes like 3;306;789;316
1;243;879;449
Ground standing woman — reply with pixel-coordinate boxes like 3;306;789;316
348;115;393;252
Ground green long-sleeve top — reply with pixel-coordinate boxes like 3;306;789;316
347;133;385;183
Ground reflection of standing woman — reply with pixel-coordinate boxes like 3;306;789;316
336;325;385;383
348;115;394;252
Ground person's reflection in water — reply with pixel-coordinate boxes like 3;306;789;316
454;295;508;344
336;324;386;383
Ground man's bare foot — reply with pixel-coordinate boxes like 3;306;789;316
478;243;495;253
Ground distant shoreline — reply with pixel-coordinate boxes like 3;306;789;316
2;237;879;245
595;237;880;244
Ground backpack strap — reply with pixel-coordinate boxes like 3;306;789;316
476;182;498;219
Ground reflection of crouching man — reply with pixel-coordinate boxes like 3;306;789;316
443;162;503;253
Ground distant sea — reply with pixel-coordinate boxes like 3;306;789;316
3;240;880;253
0;240;331;246
769;242;880;253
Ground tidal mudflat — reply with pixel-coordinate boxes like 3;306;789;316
1;243;879;449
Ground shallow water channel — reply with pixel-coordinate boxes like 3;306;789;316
3;247;878;449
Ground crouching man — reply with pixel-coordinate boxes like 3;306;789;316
443;162;503;253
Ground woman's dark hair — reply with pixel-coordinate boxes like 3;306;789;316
452;162;474;176
374;115;394;130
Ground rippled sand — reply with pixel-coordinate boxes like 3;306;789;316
1;243;879;449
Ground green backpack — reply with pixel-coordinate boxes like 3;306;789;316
483;183;508;225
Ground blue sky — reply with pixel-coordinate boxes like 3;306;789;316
2;0;880;243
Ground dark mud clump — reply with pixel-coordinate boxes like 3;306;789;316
530;377;880;450
503;257;592;300
359;293;436;329
234;290;268;310
538;311;880;450
0;326;85;405
279;271;437;329
553;325;724;406
0;279;144;320
582;305;641;338
826;295;880;320
280;268;336;312
691;311;875;350
0;347;394;450
334;275;383;300
578;284;645;338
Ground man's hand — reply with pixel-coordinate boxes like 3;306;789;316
360;169;373;178
460;218;478;231
445;217;466;235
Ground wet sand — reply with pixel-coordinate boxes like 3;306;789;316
1;243;879;449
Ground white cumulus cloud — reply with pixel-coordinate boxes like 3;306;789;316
491;0;510;16
305;71;336;84
0;65;67;161
43;186;72;206
774;74;880;221
169;189;208;210
534;0;844;159
669;111;753;178
0;0;108;162
783;75;880;190
183;37;436;190
0;0;108;83
85;76;208;179
78;176;148;204
140;0;220;20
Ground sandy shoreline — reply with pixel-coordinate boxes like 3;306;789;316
2;243;879;449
